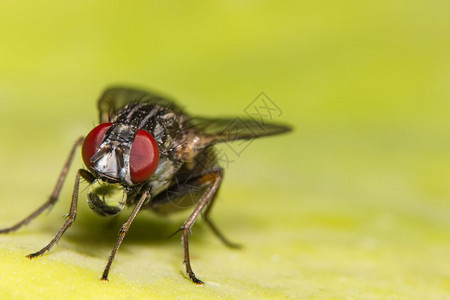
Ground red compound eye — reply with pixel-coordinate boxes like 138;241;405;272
129;129;159;183
82;123;112;169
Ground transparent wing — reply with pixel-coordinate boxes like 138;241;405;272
187;116;292;145
97;87;183;123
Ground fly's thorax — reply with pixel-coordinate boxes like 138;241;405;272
144;156;182;197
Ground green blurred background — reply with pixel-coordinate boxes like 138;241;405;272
0;1;449;299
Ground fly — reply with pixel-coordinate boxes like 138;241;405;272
0;87;292;284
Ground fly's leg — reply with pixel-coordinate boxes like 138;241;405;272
101;190;149;281
150;166;236;284
27;169;93;258
0;137;84;234
179;168;224;285
202;192;241;249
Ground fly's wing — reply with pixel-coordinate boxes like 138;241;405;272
97;87;184;123
186;116;292;146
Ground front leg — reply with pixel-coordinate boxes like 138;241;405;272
27;169;93;258
179;168;224;285
0;137;84;234
101;190;150;281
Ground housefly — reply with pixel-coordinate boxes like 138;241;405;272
0;87;291;284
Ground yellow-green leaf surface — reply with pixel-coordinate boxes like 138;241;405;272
0;1;449;299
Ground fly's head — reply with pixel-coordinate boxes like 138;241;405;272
81;122;160;216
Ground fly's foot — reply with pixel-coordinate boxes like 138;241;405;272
101;268;111;282
0;227;14;234
223;240;242;249
26;249;48;259
188;272;204;285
